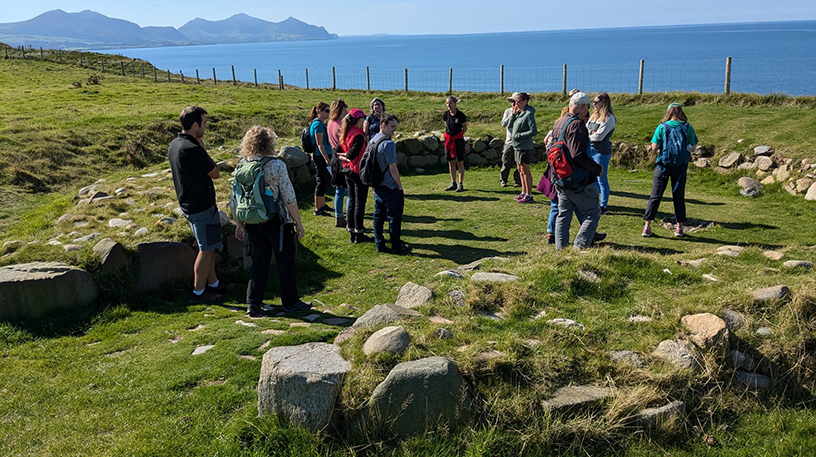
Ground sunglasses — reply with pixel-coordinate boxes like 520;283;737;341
323;109;330;113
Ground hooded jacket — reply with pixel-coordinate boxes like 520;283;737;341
508;105;538;150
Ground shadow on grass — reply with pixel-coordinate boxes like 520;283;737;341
407;241;522;264
403;228;507;243
611;190;726;206
402;214;463;224
405;193;501;203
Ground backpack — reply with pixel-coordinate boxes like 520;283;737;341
657;122;690;167
360;136;388;187
547;115;590;189
300;126;315;154
231;157;278;225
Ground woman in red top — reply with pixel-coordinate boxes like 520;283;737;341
338;108;372;243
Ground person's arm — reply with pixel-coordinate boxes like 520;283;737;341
286;203;305;239
589;116;616;142
345;135;365;161
315;131;330;163
501;108;513;128
567;122;602;176
461;122;468;136
363;119;371;141
514;113;537;140
389;164;403;191
207;165;220;179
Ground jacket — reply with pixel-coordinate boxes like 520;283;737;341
508;105;538;150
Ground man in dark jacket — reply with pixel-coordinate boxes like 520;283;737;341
552;92;603;250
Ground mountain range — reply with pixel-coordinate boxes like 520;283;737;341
0;10;338;49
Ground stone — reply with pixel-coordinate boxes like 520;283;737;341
435;327;453;339
701;273;717;281
0;262;98;321
155;217;177;227
608;350;647;368
761;175;776;185
465;154;488;166
435;269;464;279
78;184;99;198
134;227;149;237
420;135;440;152
448;290;466;307
475;350;505;364
489;138;504;150
395;282;433;309
783;260;813;270
716;245;743;257
276;146;311;168
753;145;773;156
736;371;771;390
261;329;285;336
429;316;453;325
681;313;729;354
727;349;754;370
363;356;470;438
653;340;700;371
191;345;214;355
472;139;487;153
235;320;258;328
718;308;745;331
806;182;816;201
773;164;791;181
108;218;132;228
547;318;585;331
363;326;411;356
683;258;708;269
353;303;421;329
2;240;21;254
136;242;196;292
141;172;158;178
470;272;519;283
577;269;601;283
738;162;757;171
114;187;127;196
322;318;349;326
629;315;653;323
755;156;774;171
258;343;351;432
737;177;762;197
482;148;498;161
534;310;548;320
763;251;784;261
62;244;83;252
756;327;773;337
333;327;357;345
752;285;791;305
796;178;814;193
541;385;614;414
459;256;510;272
718;152;742;168
638;401;685;430
93;238;129;275
693;158;711;168
402;138;424;156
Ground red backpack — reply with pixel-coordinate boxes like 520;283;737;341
547;115;590;189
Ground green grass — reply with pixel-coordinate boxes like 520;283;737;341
2;52;816;456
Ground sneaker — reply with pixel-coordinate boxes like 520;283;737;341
642;226;652;237
188;290;222;305
444;183;457;191
456;183;464;192
206;282;234;295
514;193;525;201
513;183;522;187
392;242;412;255
283;300;312;313
313;208;331;217
546;234;555;245
356;233;374;243
320;204;333;212
518;195;534;203
246;305;269;318
600;206;609;216
335;217;347;228
592;232;607;244
674;226;685;237
500;180;507;187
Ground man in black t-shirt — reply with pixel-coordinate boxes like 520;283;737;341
168;106;227;305
443;96;467;192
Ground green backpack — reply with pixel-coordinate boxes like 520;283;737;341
231;157;278;225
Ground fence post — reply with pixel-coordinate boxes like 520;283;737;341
196;69;200;85
78;51;81;65
638;59;645;95
332;66;336;90
366;66;370;92
59;49;62;63
5;45;9;59
724;57;732;95
448;67;453;95
121;61;125;76
306;68;310;90
212;68;217;85
278;70;283;90
40;47;43;58
500;65;504;95
21;47;25;59
180;70;185;84
141;63;145;77
231;65;236;85
130;61;135;76
167;70;171;83
404;68;408;92
254;68;258;87
280;73;285;90
154;67;157;82
562;64;567;95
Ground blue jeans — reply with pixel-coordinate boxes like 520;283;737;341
548;200;586;234
335;186;348;219
590;146;611;208
373;186;404;249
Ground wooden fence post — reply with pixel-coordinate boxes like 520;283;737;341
40;47;43;58
562;64;567;95
121;61;125;76
280;73;284;90
212;68;217;85
724;57;732;95
5;45;8;60
130;61;135;76
638;59;645;95
154;67;157;82
278;70;283;90
22;47;26;59
196;69;200;85
231;65;236;85
180;70;185;84
404;68;408;92
366;66;370;92
500;65;504;95
306;68;310;90
167;69;171;83
448;67;453;95
332;66;336;90
254;68;258;87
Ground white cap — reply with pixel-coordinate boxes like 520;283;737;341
569;92;591;106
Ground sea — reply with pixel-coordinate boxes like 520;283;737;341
99;21;816;96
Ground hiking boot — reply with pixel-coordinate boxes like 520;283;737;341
444;183;457;191
592;232;607;245
188;290;222;305
283;300;312;313
518;195;534;204
335;217;347;228
313;208;331;217
600;206;609;216
392;242;412;255
206;282;234;295
642;226;652;237
674;226;685;237
455;183;464;192
546;233;555;245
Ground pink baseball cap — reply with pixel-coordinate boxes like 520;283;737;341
348;108;366;119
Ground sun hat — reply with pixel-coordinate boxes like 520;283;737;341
507;92;530;102
569;92;591;106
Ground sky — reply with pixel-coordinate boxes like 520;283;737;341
4;1;816;36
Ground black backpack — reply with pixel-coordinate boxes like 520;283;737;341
300;125;315;154
360;136;388;187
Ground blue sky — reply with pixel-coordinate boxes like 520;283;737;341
5;1;816;35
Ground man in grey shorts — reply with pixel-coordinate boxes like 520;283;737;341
168;106;228;304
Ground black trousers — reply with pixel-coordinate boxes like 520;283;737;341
313;153;330;197
643;164;687;223
245;217;299;308
344;171;368;232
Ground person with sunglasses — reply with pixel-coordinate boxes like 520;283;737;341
309;102;335;217
587;92;616;215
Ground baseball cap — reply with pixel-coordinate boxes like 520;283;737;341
348;108;366;119
667;102;682;111
508;92;530;102
569;92;591;106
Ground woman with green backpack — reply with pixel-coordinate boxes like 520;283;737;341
642;103;698;238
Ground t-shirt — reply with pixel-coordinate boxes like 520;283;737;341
371;132;398;190
366;113;381;139
443;109;467;136
309;119;332;156
168;133;217;215
651;120;698;148
327;119;342;150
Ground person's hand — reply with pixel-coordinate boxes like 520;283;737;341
295;223;305;240
234;223;245;241
512;104;522;114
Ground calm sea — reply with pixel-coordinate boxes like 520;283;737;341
100;21;816;96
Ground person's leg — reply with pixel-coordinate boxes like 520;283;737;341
457;160;465;190
270;221;300;308
194;250;215;291
572;185;602;249
547;199;558;234
187;206;223;293
334;186;347;220
245;223;273;308
555;189;575;250
356;180;369;233
644;166;670;224
448;160;457;183
372;189;387;250
500;143;512;184
383;188;405;247
345;173;357;233
669;166;687;233
521;163;532;195
590;148;612;210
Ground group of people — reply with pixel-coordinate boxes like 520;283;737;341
167;90;697;315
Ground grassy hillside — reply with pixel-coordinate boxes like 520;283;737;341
1;52;816;456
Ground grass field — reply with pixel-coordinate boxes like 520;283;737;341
1;52;816;456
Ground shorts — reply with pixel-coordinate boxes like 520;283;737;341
184;205;223;251
446;138;466;162
514;148;533;165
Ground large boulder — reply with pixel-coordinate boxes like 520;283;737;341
806;182;816;201
755;156;774;171
395;282;433;309
0;262;98;321
420;134;440;152
276;146;311;169
402;138;424;156
258;343;351;431
363;356;471;437
93;238;129;275
136;242;196;292
465;154;488;167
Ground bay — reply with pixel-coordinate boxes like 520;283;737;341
100;21;816;96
